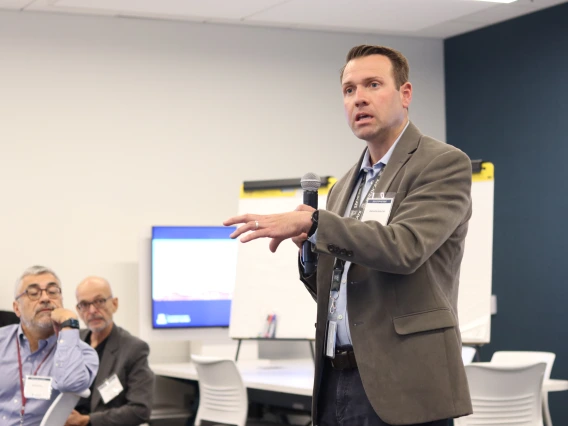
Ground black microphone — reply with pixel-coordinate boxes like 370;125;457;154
301;173;321;275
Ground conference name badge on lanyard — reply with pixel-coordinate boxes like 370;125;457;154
23;375;52;400
361;192;395;225
98;374;124;404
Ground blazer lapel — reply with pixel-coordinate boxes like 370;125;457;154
331;121;422;212
90;325;119;410
330;156;366;216
374;121;421;194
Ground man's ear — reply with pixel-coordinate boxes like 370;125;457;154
13;300;21;318
400;82;412;109
111;297;119;313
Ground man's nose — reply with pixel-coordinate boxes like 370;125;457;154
38;289;51;303
354;87;369;107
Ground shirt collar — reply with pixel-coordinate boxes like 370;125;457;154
360;120;410;172
17;322;57;351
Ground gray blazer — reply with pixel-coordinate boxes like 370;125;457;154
81;324;155;426
301;122;473;425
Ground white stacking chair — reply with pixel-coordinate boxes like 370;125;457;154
40;389;90;426
455;362;546;426
191;355;278;426
462;346;477;365
491;351;556;426
192;355;249;426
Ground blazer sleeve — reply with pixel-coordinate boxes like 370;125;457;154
297;180;338;299
298;256;317;301
89;340;155;426
314;149;472;275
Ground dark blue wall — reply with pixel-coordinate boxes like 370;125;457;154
445;2;568;424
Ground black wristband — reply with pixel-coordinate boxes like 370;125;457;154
60;318;80;330
308;210;319;237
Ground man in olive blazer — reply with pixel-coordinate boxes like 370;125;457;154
300;120;473;425
224;44;473;425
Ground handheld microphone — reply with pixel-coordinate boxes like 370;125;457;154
301;173;321;275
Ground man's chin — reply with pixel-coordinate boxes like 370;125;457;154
88;321;108;333
35;319;54;330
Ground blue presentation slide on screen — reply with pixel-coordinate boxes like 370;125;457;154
151;226;237;328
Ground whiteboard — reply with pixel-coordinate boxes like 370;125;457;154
229;164;494;344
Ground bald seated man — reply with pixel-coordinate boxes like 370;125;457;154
65;277;154;426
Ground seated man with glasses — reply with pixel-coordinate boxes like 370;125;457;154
0;265;99;426
66;276;154;426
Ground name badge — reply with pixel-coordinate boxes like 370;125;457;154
325;321;337;358
24;375;52;400
361;196;394;225
98;374;124;404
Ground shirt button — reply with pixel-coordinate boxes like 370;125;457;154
338;315;343;320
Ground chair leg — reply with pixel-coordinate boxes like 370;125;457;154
543;392;552;426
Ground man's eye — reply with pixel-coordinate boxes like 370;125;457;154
370;82;379;88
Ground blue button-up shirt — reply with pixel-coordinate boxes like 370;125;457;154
312;120;409;348
0;324;99;426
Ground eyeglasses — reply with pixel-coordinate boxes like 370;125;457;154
76;296;113;312
15;284;62;301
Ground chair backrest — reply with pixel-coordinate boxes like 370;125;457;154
0;310;19;327
491;351;555;380
456;362;546;426
40;389;90;426
462;346;477;365
191;355;248;426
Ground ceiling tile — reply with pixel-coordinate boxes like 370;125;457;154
47;0;288;20
453;0;566;24
244;0;495;32
0;0;32;10
15;0;568;39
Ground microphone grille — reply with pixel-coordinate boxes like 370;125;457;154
301;172;321;191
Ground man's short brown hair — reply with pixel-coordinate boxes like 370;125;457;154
340;45;410;89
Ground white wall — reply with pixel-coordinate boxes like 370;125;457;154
0;10;445;362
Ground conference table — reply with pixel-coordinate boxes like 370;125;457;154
151;358;568;419
151;358;315;412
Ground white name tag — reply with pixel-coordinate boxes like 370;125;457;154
24;375;52;400
361;197;394;225
98;374;124;404
325;320;337;358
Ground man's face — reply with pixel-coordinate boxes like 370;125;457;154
341;54;412;144
75;281;117;333
13;273;63;332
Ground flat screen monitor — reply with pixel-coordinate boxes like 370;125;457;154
151;226;237;328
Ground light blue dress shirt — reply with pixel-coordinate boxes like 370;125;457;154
0;324;99;426
312;121;409;348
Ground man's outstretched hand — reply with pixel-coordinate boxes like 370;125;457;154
223;205;315;253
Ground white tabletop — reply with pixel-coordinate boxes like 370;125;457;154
545;379;568;392
152;359;568;397
151;358;315;396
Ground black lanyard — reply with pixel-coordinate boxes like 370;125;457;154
330;165;386;291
